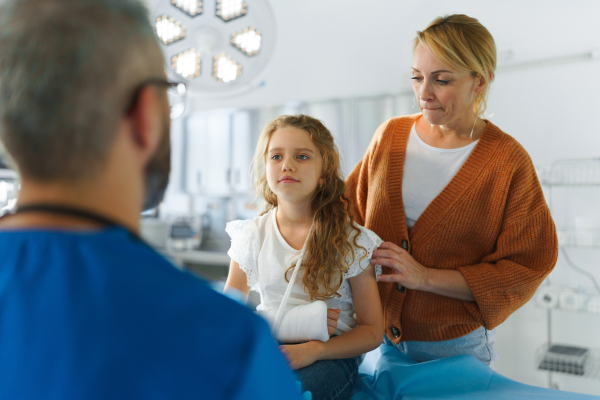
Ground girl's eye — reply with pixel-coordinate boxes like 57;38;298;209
411;77;422;82
297;154;309;160
271;155;282;160
437;79;450;85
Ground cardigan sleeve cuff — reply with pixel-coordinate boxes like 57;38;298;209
457;207;558;329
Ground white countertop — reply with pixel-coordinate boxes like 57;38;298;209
165;249;230;267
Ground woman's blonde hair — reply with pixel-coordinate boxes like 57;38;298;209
413;14;496;116
251;114;366;300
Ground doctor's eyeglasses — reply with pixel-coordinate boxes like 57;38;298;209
126;78;187;120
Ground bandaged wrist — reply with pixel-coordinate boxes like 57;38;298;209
257;300;330;344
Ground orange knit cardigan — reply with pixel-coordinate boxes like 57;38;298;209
345;114;558;343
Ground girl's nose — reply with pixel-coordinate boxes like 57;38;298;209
282;159;295;171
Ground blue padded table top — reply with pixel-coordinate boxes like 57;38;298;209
351;345;598;399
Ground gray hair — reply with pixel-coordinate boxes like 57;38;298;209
0;0;165;181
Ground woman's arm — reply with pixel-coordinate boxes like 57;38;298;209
279;264;383;369
224;259;251;303
372;241;476;301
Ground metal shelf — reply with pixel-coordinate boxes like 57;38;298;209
538;158;600;186
539;158;600;389
536;344;600;380
556;229;600;248
535;285;600;314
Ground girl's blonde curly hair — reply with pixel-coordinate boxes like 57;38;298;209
251;114;366;300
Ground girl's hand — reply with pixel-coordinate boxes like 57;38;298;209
279;341;323;370
327;308;340;337
371;241;430;290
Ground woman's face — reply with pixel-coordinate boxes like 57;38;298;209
266;127;323;205
411;43;482;126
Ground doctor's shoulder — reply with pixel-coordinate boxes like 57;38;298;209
132;268;299;398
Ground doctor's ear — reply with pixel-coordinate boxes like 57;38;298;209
127;87;161;150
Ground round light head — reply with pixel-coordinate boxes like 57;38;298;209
172;49;201;79
231;27;261;56
172;0;203;17
216;0;247;22
213;53;241;83
155;15;186;45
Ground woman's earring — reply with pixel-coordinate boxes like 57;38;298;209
412;96;417;109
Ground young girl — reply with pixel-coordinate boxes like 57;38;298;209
224;115;383;400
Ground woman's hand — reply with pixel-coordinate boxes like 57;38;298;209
279;341;323;370
327;308;340;337
371;242;475;301
371;241;430;290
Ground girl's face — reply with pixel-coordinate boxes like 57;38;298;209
266;127;324;205
411;43;483;126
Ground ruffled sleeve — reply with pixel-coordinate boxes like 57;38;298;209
225;219;261;290
338;223;383;302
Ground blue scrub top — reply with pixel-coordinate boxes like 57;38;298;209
0;226;301;400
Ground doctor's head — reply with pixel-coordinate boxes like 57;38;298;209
411;14;496;126
0;0;172;211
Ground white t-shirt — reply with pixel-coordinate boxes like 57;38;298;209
403;123;478;228
226;208;383;335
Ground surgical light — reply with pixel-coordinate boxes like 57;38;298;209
216;0;247;22
153;0;275;96
213;53;241;83
155;16;186;45
172;49;201;79
231;27;261;56
172;0;203;17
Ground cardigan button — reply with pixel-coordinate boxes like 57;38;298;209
401;240;408;250
391;326;400;338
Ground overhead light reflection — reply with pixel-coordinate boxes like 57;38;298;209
231;27;261;56
155;15;186;45
172;0;203;17
172;49;201;79
216;0;247;22
213;53;242;83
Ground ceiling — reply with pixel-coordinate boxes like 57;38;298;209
144;0;600;112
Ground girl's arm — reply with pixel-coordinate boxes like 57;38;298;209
225;259;341;335
224;260;251;303
279;264;383;369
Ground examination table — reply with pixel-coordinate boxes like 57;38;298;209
349;344;598;399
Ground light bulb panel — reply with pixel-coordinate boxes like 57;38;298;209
155;15;186;45
172;49;201;79
231;27;261;56
216;0;247;22
172;0;203;17
213;53;242;83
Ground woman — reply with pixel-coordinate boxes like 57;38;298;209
346;14;558;369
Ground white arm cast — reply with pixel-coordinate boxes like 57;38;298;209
257;301;330;344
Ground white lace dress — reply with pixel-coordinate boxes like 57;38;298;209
226;208;383;336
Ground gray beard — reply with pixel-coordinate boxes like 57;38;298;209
143;170;169;212
142;118;171;212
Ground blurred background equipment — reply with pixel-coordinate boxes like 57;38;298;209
0;159;18;216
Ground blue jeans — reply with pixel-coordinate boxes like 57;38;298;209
295;356;360;400
383;326;499;369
